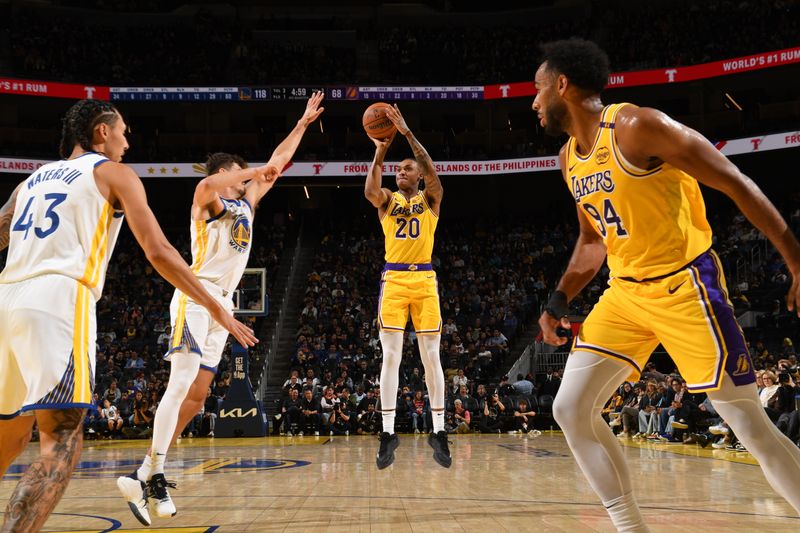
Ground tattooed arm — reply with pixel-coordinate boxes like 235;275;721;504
3;408;86;533
0;182;23;252
385;104;443;216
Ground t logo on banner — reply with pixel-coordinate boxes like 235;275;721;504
84;86;96;98
499;85;510;98
665;69;678;82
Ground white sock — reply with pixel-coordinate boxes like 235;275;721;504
379;330;403;435
604;492;649;533
136;454;152;482
152;451;166;477
382;410;396;434
432;409;445;433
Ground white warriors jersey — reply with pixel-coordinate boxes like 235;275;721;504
0;152;124;300
189;196;253;295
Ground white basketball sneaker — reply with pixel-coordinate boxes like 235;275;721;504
117;472;151;526
147;473;177;518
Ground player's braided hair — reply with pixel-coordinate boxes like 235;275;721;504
539;38;610;94
205;152;248;176
59;99;120;158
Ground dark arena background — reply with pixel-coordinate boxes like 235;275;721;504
1;1;799;532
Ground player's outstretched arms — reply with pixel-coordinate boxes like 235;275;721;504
98;162;258;347
365;135;394;214
616;106;800;315
245;91;325;208
0;182;23;252
386;104;443;214
195;165;270;212
539;146;607;346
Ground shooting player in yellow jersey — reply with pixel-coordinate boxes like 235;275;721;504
534;38;800;531
364;105;450;470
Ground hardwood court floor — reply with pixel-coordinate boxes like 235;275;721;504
1;432;797;532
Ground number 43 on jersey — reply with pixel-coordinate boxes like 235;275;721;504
12;193;68;240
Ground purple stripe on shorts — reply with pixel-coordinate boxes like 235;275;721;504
377;277;386;328
694;251;755;387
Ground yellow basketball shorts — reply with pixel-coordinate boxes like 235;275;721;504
378;270;442;334
0;275;95;418
574;250;755;392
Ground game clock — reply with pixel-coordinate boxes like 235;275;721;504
244;86;352;101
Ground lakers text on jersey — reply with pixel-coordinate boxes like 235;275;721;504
566;104;755;392
0;152;123;416
378;192;442;334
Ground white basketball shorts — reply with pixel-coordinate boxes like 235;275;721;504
165;282;234;373
0;274;96;418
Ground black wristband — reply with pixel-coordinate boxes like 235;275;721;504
545;290;569;319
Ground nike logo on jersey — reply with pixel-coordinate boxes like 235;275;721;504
568;164;577;172
667;281;686;294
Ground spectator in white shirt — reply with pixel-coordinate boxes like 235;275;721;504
452;368;468;394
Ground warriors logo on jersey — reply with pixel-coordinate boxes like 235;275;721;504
230;214;251;253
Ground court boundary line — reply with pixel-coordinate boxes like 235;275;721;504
51;494;800;521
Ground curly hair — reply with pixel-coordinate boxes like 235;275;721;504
539;38;610;94
205;152;248;176
59;99;120;158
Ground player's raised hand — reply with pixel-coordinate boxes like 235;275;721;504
385;104;410;135
210;305;258;347
538;311;571;346
255;164;281;184
299;91;325;127
371;130;396;151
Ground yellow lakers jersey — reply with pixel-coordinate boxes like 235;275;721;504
380;191;438;263
564;103;712;281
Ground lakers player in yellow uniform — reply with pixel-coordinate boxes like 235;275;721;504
364;104;450;469
0;100;256;533
534;39;800;531
118;93;325;525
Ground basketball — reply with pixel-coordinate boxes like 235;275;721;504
362;102;396;139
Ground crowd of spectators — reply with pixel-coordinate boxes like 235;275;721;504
3;1;797;85
273;367;564;437
602;359;800;452
274;217;575;435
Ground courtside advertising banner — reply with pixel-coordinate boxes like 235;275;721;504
1;131;798;177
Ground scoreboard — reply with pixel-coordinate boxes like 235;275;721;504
109;85;485;102
111;86;359;102
239;86;356;101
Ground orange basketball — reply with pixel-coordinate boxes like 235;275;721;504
362;102;396;140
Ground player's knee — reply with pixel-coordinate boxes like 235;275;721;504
552;395;577;428
38;408;85;445
166;374;196;401
1;428;32;459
